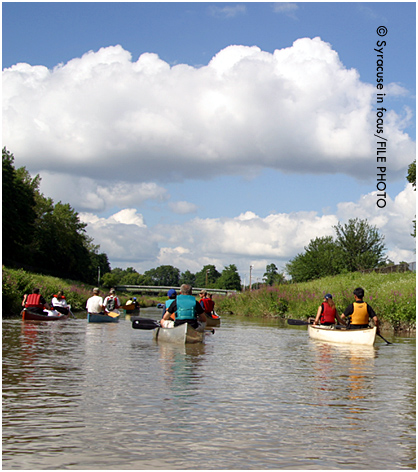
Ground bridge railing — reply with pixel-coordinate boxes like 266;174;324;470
114;285;237;296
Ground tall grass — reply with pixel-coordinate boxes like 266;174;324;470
215;271;416;331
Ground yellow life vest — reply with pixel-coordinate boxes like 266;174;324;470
351;302;369;325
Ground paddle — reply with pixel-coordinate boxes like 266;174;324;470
377;332;392;345
287;319;311;326
132;317;160;330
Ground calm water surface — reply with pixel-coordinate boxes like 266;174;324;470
2;309;416;469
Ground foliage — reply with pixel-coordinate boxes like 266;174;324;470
407;159;416;238
263;263;286;286
334;218;387;271
143;265;180;286
179;270;196;286
286;236;345;283
2;148;110;284
215;271;416;331
194;265;221;288
215;264;241;290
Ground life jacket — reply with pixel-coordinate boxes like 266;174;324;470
53;294;66;300
320;303;336;324
25;293;44;309
165;299;176;320
350;302;369;325
176;295;197;321
201;297;215;314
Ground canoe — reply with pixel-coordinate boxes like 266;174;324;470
21;308;69;322
153;323;204;344
205;313;221;328
308;324;377;346
87;312;120;323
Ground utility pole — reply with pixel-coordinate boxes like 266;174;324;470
249;265;253;291
97;266;100;287
205;268;210;287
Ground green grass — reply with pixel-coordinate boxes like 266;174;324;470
2;266;161;316
215;271;416;332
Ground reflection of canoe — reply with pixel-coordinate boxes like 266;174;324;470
205;313;221;328
153;323;204;344
21;308;69;321
87;312;120;323
308;324;377;346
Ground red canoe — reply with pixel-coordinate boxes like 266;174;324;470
21;308;70;321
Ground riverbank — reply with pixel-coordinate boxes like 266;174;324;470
215;271;416;333
3;266;416;332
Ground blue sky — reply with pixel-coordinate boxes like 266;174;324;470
2;2;416;283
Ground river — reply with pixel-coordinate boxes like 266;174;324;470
2;308;416;469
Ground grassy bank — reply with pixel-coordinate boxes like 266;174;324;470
215;271;416;332
2;266;161;316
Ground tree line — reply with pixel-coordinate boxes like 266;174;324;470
2;148;111;284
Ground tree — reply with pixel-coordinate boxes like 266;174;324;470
2;148;37;262
143;265;180;286
216;264;241;290
179;270;196;286
407;159;416;238
286;236;345;282
194;265;221;288
334;218;387;271
263;263;286;286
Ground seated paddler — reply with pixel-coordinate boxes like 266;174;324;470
162;284;206;330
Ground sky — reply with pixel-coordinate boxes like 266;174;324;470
2;1;416;285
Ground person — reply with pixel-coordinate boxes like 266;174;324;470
313;293;345;326
199;290;216;318
160;289;177;327
22;288;50;314
51;290;70;314
103;288;121;314
132;297;140;310
341;287;380;333
86;287;105;315
162;284;206;330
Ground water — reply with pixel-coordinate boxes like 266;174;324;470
2;309;416;469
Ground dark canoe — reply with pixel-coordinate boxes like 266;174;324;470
21;308;70;322
87;312;120;323
205;313;221;328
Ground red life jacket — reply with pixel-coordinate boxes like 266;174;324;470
25;293;44;309
320;303;336;324
202;298;215;314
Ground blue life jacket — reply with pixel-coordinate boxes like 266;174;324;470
165;299;175;310
176;295;197;320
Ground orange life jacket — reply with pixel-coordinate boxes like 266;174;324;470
351;302;369;325
25;293;44;309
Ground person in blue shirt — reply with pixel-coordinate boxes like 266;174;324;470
162;284;206;330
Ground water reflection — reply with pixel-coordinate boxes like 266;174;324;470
158;343;205;398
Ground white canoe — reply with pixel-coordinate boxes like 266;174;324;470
153;323;205;344
308;325;377;346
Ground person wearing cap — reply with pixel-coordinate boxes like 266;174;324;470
341;287;380;334
132;297;140;310
104;288;121;314
162;284;206;330
160;289;177;327
86;288;105;315
313;293;345;326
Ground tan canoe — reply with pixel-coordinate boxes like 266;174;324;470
308;324;377;346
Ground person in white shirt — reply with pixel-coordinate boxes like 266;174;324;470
86;288;105;314
103;288;121;314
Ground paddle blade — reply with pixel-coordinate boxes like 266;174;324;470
107;311;120;318
287;319;310;326
132;318;160;330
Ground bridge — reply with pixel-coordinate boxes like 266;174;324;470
114;285;237;296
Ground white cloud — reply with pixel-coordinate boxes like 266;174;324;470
38;171;168;211
80;185;415;278
209;4;247;18
168;201;198;214
3;39;414;185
